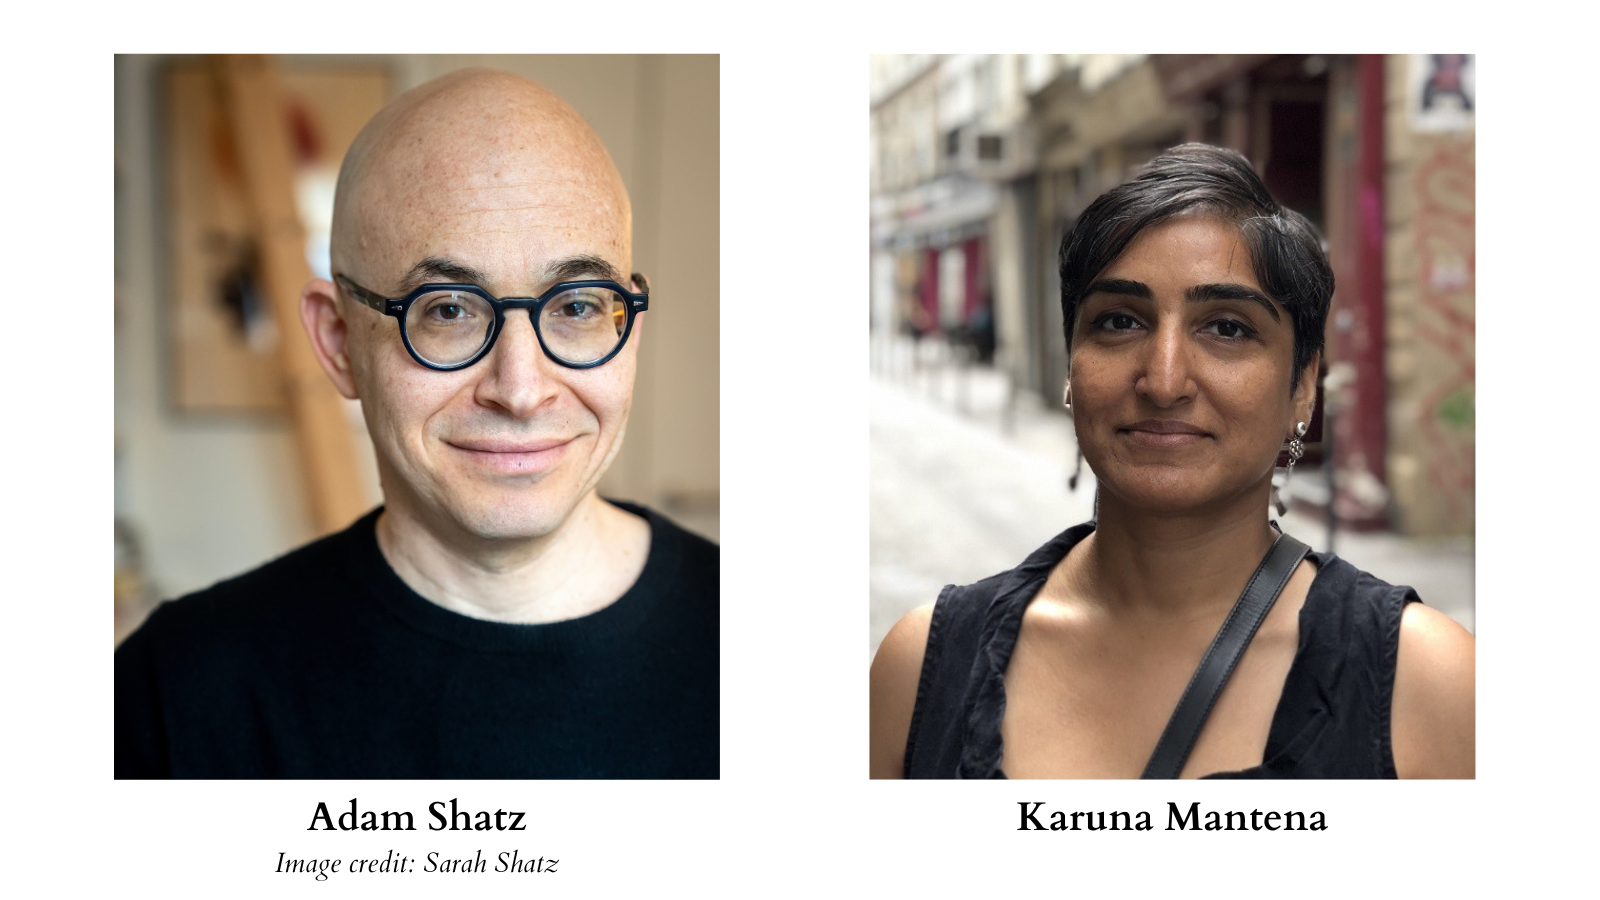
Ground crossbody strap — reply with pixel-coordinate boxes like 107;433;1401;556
1139;532;1311;780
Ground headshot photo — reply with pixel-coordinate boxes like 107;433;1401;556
868;54;1474;779
114;55;719;779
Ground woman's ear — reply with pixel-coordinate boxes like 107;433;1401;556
1292;349;1318;422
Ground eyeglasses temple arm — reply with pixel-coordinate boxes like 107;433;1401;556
334;274;390;314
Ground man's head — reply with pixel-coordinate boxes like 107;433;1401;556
302;68;640;545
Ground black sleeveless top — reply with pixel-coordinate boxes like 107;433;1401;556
904;522;1420;779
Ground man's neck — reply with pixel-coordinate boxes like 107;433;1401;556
374;491;652;624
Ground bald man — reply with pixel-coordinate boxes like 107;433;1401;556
115;70;719;779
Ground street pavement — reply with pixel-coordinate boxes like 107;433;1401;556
868;353;1475;658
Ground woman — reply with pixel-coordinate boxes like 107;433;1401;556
869;144;1474;779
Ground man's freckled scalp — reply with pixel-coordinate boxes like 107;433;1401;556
331;68;631;288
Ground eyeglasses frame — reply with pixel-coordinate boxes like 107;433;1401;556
334;272;649;371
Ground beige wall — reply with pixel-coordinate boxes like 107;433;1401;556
114;54;719;601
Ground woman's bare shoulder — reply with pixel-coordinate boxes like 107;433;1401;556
1391;602;1475;778
869;604;936;779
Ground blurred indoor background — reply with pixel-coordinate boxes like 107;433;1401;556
115;55;719;644
869;54;1475;653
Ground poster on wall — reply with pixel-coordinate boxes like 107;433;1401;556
1408;54;1474;134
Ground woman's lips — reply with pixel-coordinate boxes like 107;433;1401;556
1123;431;1206;449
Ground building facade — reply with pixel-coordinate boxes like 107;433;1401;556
870;54;1475;538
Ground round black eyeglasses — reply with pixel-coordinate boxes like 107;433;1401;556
335;273;649;371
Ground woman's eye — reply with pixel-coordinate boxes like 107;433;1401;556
1094;312;1254;339
1205;319;1253;339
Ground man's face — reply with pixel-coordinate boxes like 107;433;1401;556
1067;216;1313;515
336;81;638;544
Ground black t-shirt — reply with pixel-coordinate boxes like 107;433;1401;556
115;502;718;779
905;521;1418;779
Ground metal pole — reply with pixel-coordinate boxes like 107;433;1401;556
1324;397;1337;555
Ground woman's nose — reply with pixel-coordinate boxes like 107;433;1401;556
1135;324;1196;407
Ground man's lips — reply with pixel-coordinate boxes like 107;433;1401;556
449;436;575;453
447;436;577;473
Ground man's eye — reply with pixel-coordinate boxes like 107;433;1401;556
428;302;471;322
557;301;599;318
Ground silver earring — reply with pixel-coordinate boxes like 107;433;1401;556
1064;382;1084;489
1286;421;1309;472
1273;422;1309;517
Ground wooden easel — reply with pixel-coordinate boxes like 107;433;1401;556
211;54;369;535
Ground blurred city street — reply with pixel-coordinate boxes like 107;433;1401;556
868;341;1475;658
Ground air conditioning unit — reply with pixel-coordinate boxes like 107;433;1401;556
954;126;1034;179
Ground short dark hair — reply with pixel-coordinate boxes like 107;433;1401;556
1057;143;1332;392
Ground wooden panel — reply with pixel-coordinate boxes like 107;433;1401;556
215;55;375;535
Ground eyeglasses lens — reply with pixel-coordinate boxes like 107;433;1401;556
405;290;494;367
538;286;628;364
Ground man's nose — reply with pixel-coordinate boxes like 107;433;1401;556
473;311;559;418
492;307;544;360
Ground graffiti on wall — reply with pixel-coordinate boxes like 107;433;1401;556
1410;141;1476;525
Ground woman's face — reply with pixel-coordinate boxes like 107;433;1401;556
1068;216;1317;514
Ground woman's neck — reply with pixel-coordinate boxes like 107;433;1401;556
1068;499;1280;627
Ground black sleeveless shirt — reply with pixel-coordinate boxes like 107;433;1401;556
903;522;1420;779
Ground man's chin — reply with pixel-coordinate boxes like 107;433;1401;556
446;501;577;543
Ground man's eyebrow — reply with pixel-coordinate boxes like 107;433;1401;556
400;256;490;290
540;254;623;284
1083;278;1281;323
397;254;624;293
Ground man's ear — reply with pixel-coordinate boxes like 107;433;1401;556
625;305;645;351
300;278;360;400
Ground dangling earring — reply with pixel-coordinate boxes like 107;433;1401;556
1064;382;1085;490
1273;421;1309;517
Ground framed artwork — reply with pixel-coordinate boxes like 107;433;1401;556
163;63;389;413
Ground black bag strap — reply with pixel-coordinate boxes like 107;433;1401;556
1140;532;1311;779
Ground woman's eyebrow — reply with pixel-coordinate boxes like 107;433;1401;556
1084;278;1280;322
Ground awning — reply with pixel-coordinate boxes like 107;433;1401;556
874;179;998;245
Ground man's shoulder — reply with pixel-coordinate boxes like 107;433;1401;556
207;519;362;588
122;511;376;653
610;500;718;583
655;511;718;579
